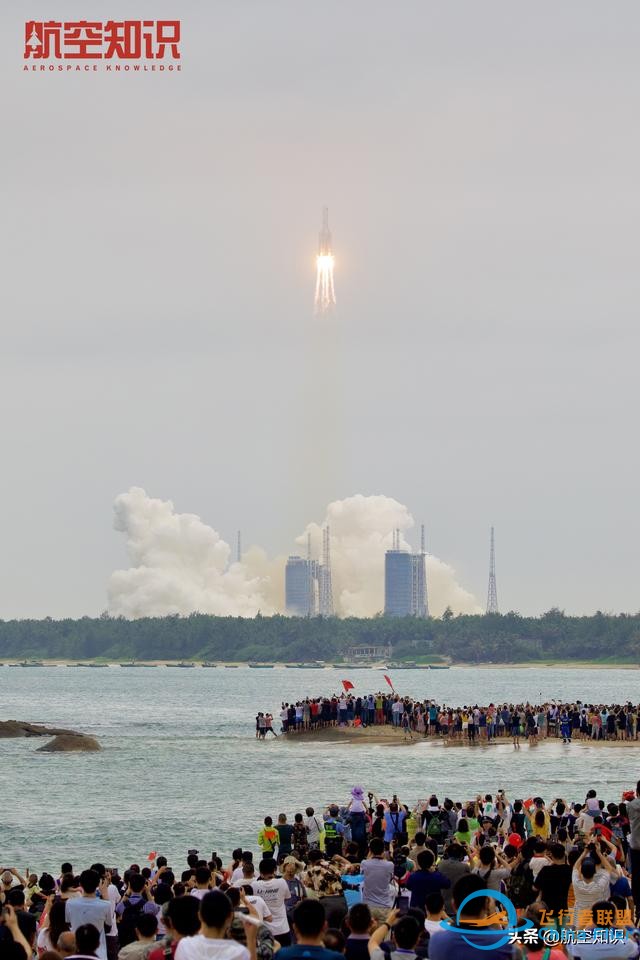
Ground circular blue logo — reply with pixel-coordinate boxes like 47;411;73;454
438;888;534;951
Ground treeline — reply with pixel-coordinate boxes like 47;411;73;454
0;609;639;663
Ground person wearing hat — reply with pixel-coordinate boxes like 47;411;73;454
347;789;368;860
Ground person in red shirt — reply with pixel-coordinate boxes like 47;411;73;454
592;816;613;843
147;895;201;960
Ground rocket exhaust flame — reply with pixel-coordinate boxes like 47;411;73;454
314;206;336;314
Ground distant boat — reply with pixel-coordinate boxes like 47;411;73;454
332;663;375;669
20;661;44;667
167;662;195;668
120;662;151;668
429;664;451;670
225;665;239;668
201;662;217;668
87;663;108;668
248;663;274;669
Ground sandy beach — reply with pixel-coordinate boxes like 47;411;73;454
280;725;640;747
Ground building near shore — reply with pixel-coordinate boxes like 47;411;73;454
285;555;316;616
384;549;427;617
347;643;393;660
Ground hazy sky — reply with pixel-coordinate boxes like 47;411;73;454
1;1;639;619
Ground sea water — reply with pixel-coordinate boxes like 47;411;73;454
1;665;639;871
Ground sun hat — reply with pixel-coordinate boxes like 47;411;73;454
282;856;304;869
351;786;365;801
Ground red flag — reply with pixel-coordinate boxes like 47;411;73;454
147;851;157;862
342;679;354;693
384;674;395;691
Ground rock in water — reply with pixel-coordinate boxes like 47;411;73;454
37;734;101;752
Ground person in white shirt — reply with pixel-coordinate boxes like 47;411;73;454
191;867;213;900
232;864;256;889
423;892;447;938
230;855;253;884
244;894;272;924
305;807;324;850
576;804;596;836
176;890;254;960
571;845;617;926
250;859;291;945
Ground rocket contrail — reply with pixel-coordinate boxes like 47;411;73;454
314;206;336;314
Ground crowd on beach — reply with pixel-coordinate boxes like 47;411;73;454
274;696;640;744
4;783;640;959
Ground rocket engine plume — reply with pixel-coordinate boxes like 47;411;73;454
314;206;336;314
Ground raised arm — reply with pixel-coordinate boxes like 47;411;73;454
368;908;400;956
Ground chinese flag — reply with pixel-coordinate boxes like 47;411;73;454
342;679;354;692
147;851;157;862
384;674;394;690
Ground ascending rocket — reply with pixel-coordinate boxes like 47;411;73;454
314;206;336;314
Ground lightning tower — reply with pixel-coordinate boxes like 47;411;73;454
318;525;334;616
314;206;336;314
486;526;499;614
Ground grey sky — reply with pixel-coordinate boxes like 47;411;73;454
1;0;639;618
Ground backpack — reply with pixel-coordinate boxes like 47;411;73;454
393;852;408;880
389;812;407;845
118;897;147;947
426;815;443;839
506;863;535;908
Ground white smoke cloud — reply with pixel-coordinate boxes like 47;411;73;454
107;487;481;618
299;494;481;618
107;487;277;618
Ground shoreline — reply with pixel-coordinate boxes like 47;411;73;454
280;726;640;747
2;659;639;669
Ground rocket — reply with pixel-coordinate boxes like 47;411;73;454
318;206;332;257
314;205;336;313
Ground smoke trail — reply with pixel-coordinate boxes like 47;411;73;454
108;488;480;618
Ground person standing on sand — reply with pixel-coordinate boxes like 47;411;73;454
401;713;412;740
560;709;572;743
510;709;520;749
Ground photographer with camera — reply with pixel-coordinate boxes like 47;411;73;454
571;834;617;927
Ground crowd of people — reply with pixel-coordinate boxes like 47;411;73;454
4;783;640;958
276;696;640;744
